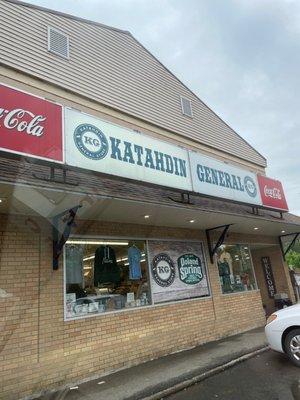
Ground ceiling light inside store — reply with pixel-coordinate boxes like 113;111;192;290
254;227;259;230
281;230;285;233
67;240;129;246
83;253;146;263
83;255;95;261
189;220;195;223
0;199;2;203
144;215;150;219
117;253;145;263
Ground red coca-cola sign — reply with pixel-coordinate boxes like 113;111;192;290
257;175;288;211
0;84;63;162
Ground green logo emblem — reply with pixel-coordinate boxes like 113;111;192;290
177;254;203;285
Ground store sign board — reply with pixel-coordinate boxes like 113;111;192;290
189;151;262;205
0;84;63;162
65;108;192;191
148;240;210;303
257;175;288;211
261;256;276;298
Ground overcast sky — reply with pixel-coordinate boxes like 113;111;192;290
23;0;300;215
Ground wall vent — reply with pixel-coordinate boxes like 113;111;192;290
48;27;69;59
180;96;193;118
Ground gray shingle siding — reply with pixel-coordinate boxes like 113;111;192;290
0;0;266;167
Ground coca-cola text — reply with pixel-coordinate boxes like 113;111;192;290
264;185;282;200
0;107;46;136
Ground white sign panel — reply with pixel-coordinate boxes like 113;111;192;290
189;151;262;205
148;240;210;304
65;108;192;191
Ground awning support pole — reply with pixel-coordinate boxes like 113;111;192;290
205;224;233;264
279;232;300;261
52;205;82;270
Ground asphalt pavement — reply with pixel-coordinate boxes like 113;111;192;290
167;350;300;400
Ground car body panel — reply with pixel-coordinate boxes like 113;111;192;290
265;304;300;353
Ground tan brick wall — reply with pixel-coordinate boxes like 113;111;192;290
251;246;295;316
0;214;267;400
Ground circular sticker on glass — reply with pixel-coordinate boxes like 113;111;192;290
244;176;257;198
151;253;176;287
74;124;109;160
177;254;203;285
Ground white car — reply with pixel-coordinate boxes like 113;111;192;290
265;303;300;366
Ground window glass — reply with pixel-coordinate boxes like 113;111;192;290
64;238;151;319
216;244;257;294
148;240;210;303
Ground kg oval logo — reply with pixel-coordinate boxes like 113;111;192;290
74;124;109;160
151;253;176;287
244;176;257;198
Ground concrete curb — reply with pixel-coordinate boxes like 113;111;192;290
141;346;269;400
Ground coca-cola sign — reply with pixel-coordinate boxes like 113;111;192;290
0;84;63;162
257;175;288;211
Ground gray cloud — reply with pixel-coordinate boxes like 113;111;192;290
23;0;300;214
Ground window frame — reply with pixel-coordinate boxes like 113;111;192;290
63;235;212;321
215;242;259;296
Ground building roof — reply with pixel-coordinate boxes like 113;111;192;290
0;0;266;168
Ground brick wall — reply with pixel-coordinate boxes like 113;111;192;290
0;214;267;400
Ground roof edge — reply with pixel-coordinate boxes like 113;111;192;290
5;0;130;35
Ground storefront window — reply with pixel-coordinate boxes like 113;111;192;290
64;238;151;319
216;244;257;294
148;240;210;303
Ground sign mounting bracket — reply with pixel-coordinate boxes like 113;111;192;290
168;192;194;205
33;165;79;186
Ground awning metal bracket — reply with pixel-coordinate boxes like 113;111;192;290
279;232;300;261
206;224;233;264
52;205;82;270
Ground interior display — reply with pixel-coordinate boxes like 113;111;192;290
148;240;210;304
64;238;213;318
64;238;150;319
65;245;83;284
94;245;120;286
128;244;142;280
216;244;257;294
